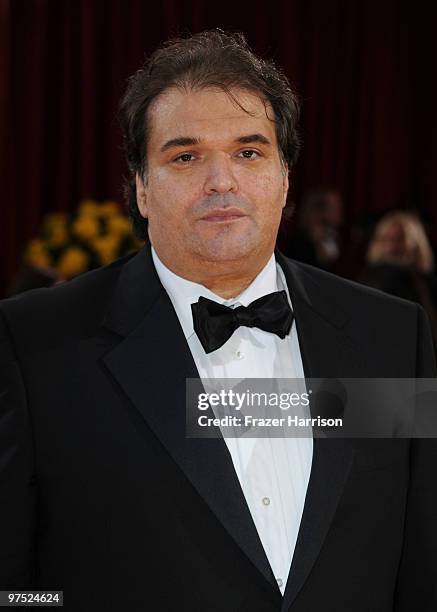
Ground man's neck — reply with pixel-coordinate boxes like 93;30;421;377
152;247;274;299
198;275;257;299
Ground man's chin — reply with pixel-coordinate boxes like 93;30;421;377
194;240;259;263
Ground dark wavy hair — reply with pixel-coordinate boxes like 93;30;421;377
119;29;301;241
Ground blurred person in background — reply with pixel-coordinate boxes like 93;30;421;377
285;188;343;271
361;211;437;347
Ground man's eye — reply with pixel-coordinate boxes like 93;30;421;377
174;153;195;163
239;150;259;159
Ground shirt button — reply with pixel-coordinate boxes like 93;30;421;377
235;350;245;360
262;497;271;506
277;578;283;588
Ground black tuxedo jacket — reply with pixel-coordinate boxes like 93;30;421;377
0;245;436;612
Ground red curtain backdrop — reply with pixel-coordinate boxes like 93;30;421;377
2;0;437;295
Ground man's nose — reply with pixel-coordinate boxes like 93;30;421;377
203;153;238;194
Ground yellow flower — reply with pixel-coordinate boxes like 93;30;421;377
99;201;120;218
29;252;52;268
72;215;100;241
57;247;89;279
26;251;52;268
78;200;99;216
92;235;120;265
24;239;51;268
41;213;69;247
26;238;47;254
47;225;68;248
107;215;131;237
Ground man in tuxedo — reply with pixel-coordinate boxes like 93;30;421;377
1;30;436;611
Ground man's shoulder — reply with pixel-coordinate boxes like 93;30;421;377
0;252;136;342
281;256;430;376
280;254;419;321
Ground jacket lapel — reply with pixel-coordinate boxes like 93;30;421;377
101;245;277;589
277;252;358;610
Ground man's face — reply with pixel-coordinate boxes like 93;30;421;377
380;223;408;258
136;86;289;276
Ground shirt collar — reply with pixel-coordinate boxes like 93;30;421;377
151;246;279;340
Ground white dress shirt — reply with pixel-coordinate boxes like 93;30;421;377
152;247;313;594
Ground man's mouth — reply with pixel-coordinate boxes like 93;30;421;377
200;208;246;222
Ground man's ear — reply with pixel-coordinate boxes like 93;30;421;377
135;173;148;218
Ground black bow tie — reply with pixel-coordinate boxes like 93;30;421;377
191;290;294;354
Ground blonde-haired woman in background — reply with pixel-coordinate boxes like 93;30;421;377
367;211;434;273
361;211;437;348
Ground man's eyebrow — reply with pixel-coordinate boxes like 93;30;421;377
160;133;271;153
235;134;272;146
160;137;200;153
